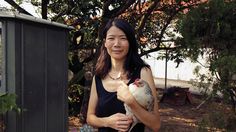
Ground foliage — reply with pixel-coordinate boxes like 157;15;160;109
68;69;86;116
0;93;20;114
68;83;84;116
0;93;21;131
178;0;236;112
190;66;214;97
45;0;204;54
197;102;236;131
46;0;203;115
48;0;206;116
5;0;207;115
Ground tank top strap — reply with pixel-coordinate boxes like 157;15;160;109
95;75;105;97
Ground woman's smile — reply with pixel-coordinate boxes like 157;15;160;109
112;49;123;53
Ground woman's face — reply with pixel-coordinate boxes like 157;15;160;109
105;26;129;60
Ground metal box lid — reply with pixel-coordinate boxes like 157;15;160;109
0;10;74;29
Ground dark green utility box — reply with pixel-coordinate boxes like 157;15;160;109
0;11;72;132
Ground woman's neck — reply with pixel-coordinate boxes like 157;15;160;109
110;59;125;73
108;59;128;81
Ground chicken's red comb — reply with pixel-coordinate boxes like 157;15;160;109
134;78;140;86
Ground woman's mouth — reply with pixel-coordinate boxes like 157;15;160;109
112;50;123;53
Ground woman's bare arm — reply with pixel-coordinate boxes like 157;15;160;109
117;67;161;131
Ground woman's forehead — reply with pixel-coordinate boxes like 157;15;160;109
106;26;126;36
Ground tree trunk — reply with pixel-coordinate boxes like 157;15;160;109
41;0;49;19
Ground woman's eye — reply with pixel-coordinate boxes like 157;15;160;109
121;37;127;40
107;38;114;40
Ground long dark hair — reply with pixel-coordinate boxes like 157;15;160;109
95;18;149;79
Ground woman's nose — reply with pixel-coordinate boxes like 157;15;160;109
113;39;120;46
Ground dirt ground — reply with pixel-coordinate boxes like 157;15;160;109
68;94;229;132
159;95;205;132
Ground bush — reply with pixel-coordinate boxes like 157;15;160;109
0;93;20;131
198;102;236;131
0;93;20;114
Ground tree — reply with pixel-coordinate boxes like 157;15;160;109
4;0;206;116
177;0;236;113
46;0;206;116
4;0;205;71
46;0;205;67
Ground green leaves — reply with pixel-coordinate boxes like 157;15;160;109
179;0;236;112
0;93;20;114
180;0;236;50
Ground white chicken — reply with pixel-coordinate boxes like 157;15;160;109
124;78;154;132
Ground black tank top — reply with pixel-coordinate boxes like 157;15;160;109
95;68;145;132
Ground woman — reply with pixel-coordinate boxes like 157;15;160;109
86;18;160;132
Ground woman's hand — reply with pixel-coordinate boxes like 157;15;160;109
107;113;133;131
117;81;134;105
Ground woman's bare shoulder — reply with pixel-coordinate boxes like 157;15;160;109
140;67;152;76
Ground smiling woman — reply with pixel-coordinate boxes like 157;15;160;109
86;18;161;132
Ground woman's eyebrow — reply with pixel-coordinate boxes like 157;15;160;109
107;34;126;37
107;35;115;37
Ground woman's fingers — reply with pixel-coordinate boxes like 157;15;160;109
113;113;133;131
116;121;131;131
117;117;132;131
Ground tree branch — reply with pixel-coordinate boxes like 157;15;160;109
137;0;160;38
156;2;197;50
140;46;178;56
4;0;32;16
41;0;49;19
110;0;136;18
102;0;136;18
